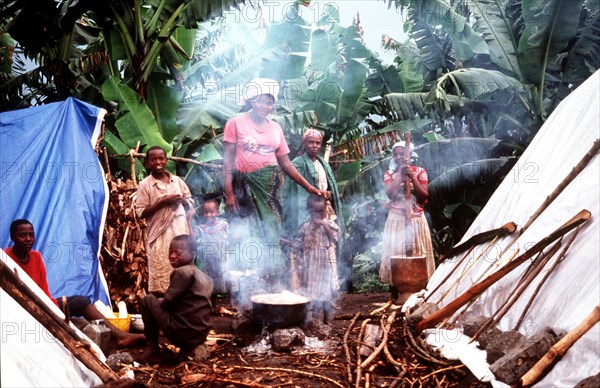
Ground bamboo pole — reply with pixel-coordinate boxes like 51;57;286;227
111;152;221;168
416;210;591;332
470;240;563;342
435;236;500;305
0;261;119;383
519;305;600;387
519;139;599;234
513;226;582;331
497;139;599;260
423;245;475;304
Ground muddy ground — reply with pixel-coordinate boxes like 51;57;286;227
109;292;483;387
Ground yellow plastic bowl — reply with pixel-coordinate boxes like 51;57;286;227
106;315;131;332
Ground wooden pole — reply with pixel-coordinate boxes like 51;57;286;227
111;152;221;169
513;226;582;331
0;261;119;383
471;240;563;342
519;139;599;234
519;305;600;387
403;132;413;257
416;209;591;332
439;222;517;262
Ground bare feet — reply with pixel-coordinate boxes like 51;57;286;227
138;348;164;365
114;333;146;349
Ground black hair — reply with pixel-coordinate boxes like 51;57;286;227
171;234;197;253
10;219;33;235
202;199;219;210
306;194;326;210
144;146;167;161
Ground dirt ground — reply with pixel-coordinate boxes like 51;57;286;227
106;292;483;388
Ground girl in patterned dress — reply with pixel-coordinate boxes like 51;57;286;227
195;199;229;308
295;194;339;324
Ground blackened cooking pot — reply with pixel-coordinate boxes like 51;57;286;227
251;292;310;328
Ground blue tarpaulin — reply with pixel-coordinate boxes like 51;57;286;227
0;98;110;305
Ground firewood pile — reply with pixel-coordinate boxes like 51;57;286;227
99;177;148;312
126;305;480;387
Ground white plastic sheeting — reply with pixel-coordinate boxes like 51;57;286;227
425;70;600;386
1;250;103;387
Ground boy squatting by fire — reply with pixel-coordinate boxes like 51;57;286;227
5;219;145;348
135;146;195;296
139;234;213;363
293;194;340;324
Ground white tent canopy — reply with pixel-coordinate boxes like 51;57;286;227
0;250;103;387
426;70;600;386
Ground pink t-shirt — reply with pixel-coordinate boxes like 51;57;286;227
223;113;290;173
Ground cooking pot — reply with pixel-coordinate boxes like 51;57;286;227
251;292;310;328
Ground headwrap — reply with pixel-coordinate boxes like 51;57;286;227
237;78;280;106
388;141;418;173
302;128;323;140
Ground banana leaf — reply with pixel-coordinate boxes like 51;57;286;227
518;0;585;115
102;76;172;153
560;6;600;90
471;0;523;80
411;0;489;60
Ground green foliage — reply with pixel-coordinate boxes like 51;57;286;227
102;76;172;154
352;245;388;294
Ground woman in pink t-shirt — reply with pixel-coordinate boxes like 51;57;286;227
222;78;326;288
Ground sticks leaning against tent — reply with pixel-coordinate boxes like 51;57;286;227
519;304;600;387
423;221;517;304
437;222;517;262
470;239;565;342
497;139;599;259
434;236;500;305
415;209;592;333
0;260;119;384
513;226;582;331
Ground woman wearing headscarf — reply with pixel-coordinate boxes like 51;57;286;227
379;141;435;303
281;129;345;293
222;79;327;287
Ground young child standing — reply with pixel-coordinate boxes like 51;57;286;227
295;194;340;324
194;199;229;308
139;234;213;363
135;146;194;296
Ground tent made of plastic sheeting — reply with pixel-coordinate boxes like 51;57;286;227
0;98;110;305
1;249;103;387
425;71;600;386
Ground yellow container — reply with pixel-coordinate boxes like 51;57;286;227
106;315;131;332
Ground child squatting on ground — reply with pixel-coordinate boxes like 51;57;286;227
139;234;213;364
294;194;340;324
194;199;230;309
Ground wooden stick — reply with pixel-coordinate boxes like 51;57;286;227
439;222;517;262
344;312;361;385
435;236;500;305
441;247;521;330
520;139;599;234
514;226;582;331
230;366;345;388
111;152;221;169
416;210;591;332
497;139;600;260
471;240;563;342
519;305;600;387
0;261;119;383
423;244;475;304
355;318;371;388
360;312;397;369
